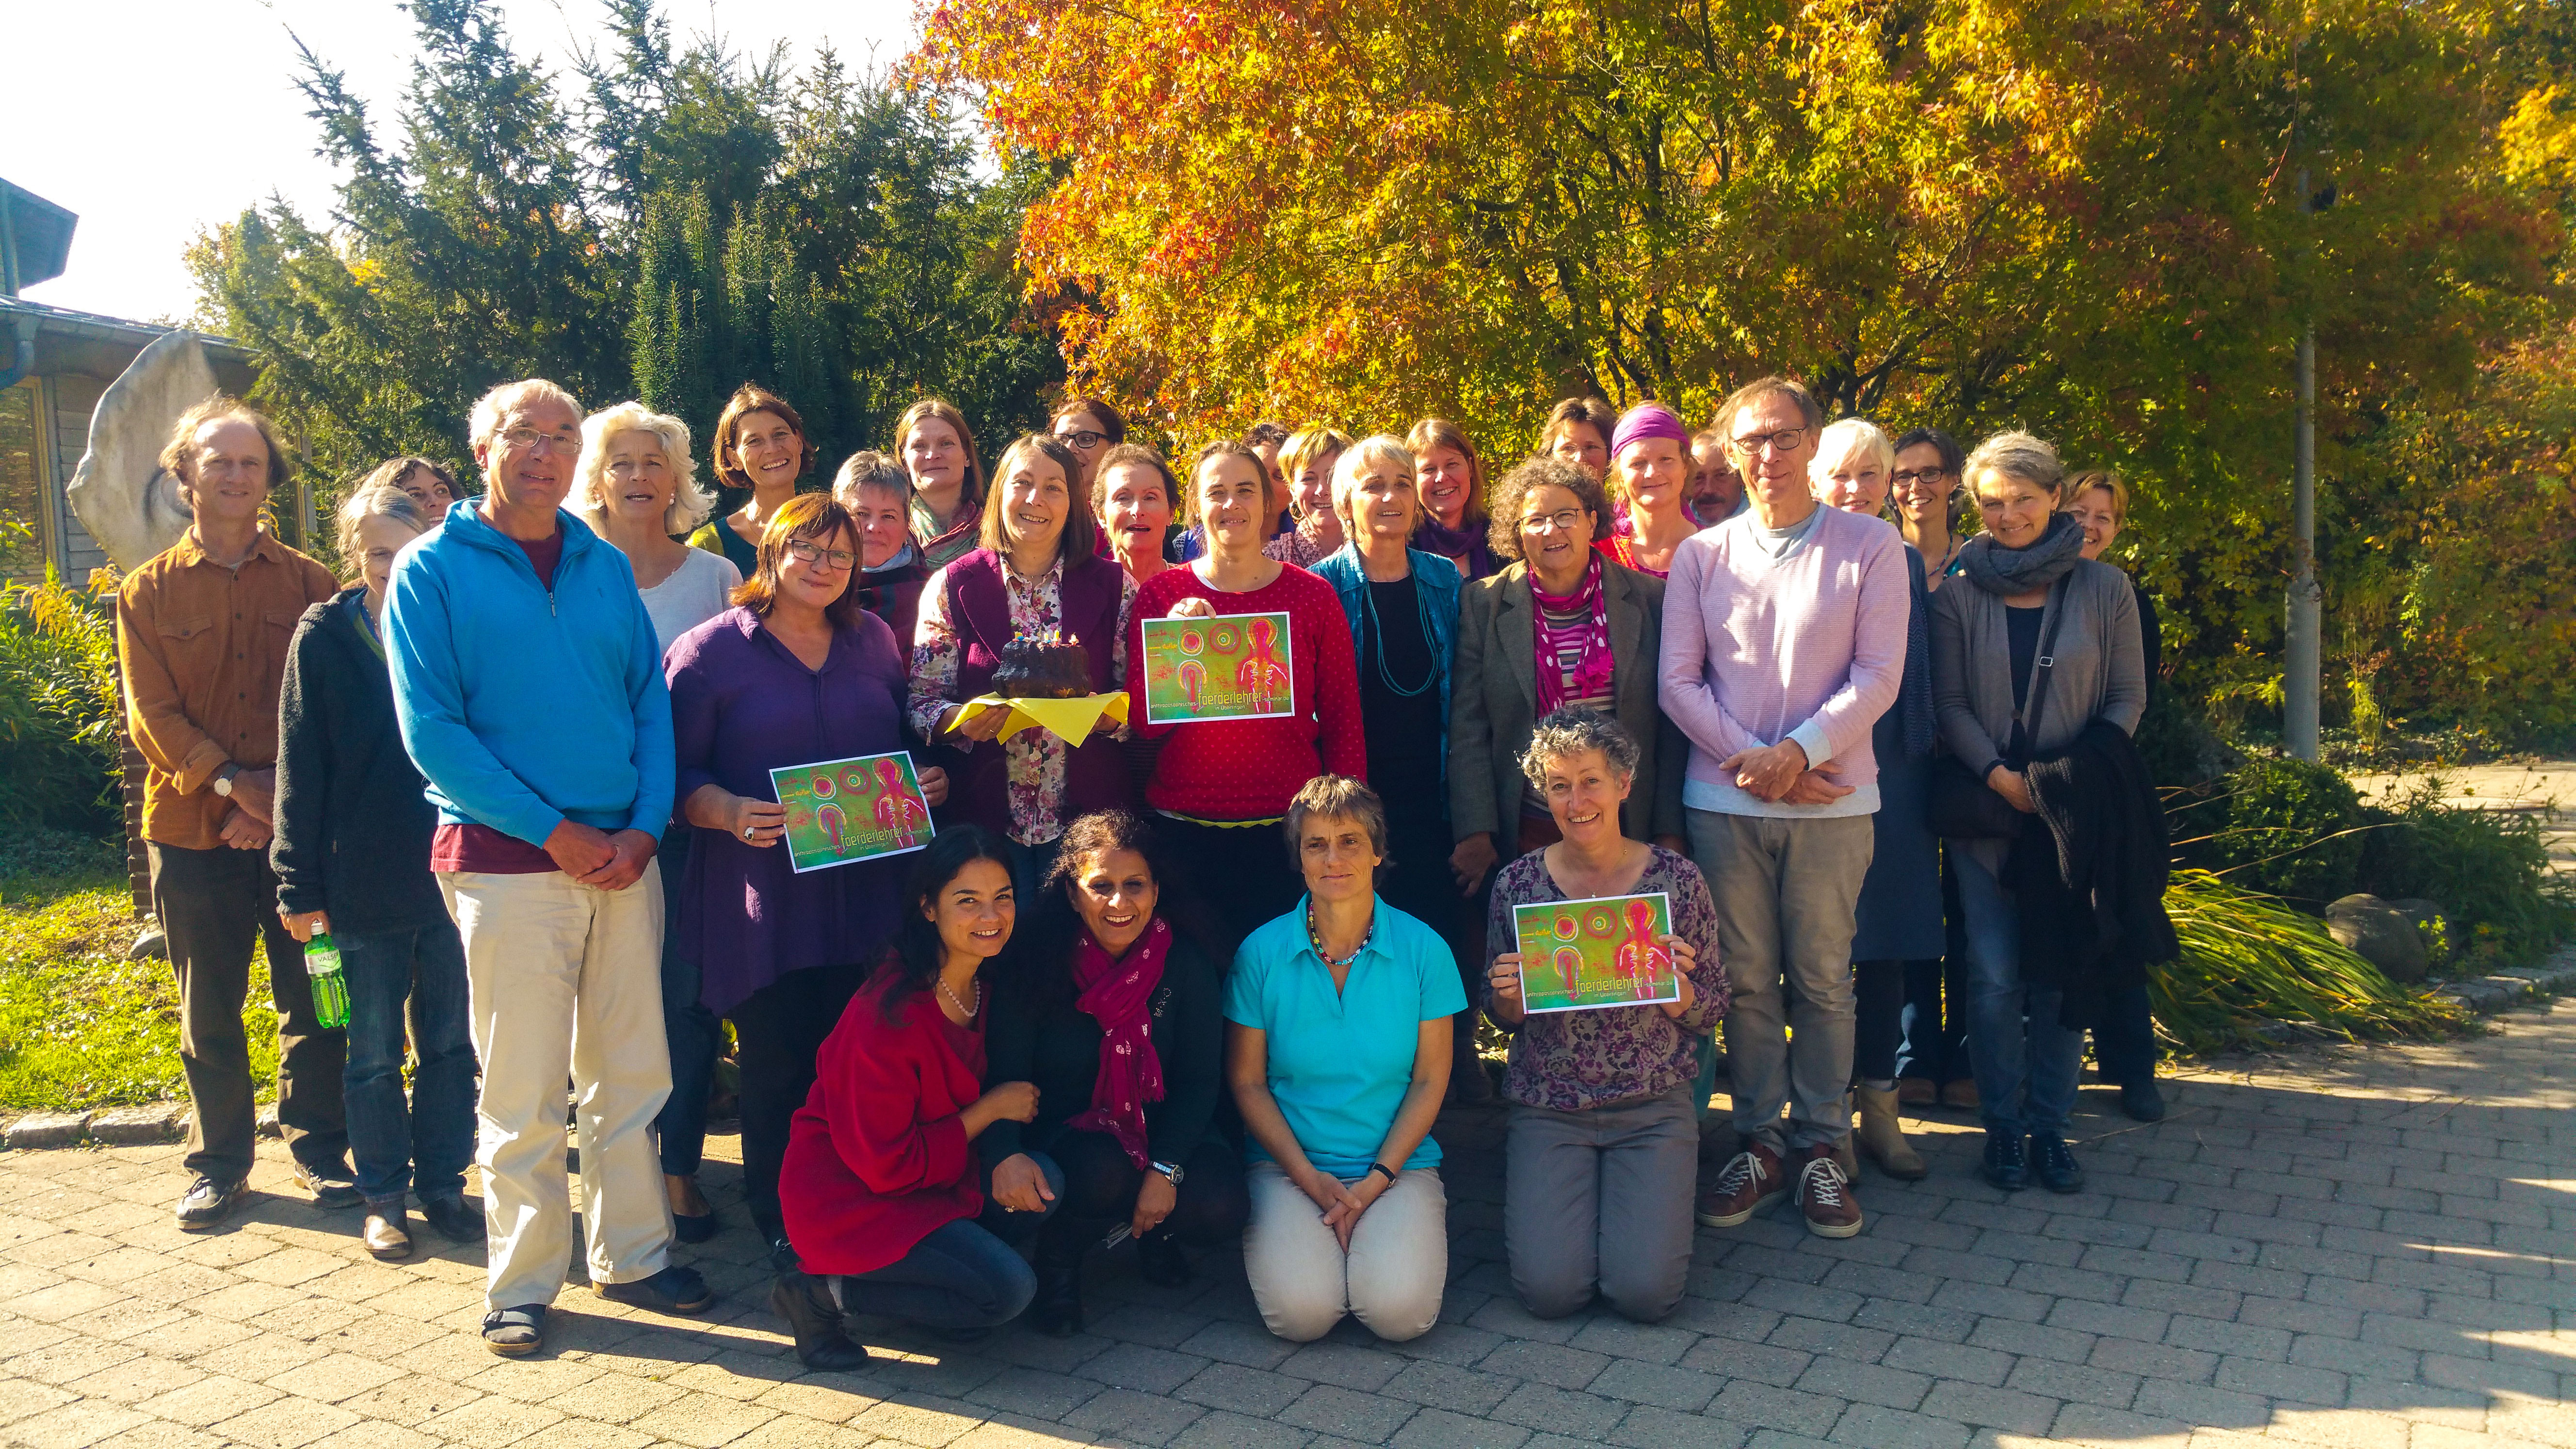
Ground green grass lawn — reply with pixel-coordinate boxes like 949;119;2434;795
0;838;277;1114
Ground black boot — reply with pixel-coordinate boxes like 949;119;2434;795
770;1270;869;1371
1027;1229;1085;1338
1135;1231;1193;1288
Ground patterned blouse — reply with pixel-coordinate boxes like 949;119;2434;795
1481;845;1729;1112
907;556;1137;845
1262;514;1337;569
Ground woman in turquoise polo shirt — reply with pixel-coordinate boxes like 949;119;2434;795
1224;775;1467;1343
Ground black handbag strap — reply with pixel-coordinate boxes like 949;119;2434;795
2014;574;2072;749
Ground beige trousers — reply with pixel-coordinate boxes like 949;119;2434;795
1242;1160;1447;1343
443;865;674;1311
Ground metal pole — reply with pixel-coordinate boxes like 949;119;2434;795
2284;166;2321;759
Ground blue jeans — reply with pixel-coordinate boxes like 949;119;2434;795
1956;846;2084;1140
338;921;477;1206
656;828;719;1178
836;1154;1063;1329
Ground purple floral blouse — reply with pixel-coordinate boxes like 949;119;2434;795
907;555;1136;846
1481;845;1728;1112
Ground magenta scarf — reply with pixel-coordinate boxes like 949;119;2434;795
1530;554;1616;715
1063;916;1171;1168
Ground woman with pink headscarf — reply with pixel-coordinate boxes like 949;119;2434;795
1597;403;1702;579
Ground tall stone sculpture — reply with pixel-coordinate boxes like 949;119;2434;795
66;331;217;573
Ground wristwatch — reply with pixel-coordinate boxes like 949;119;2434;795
1150;1159;1185;1187
210;764;240;798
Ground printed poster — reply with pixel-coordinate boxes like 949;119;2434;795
768;750;934;874
1511;892;1681;1014
1139;611;1296;725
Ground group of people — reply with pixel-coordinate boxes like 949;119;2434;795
116;368;2172;1368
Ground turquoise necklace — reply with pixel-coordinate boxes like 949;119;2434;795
1358;574;1437;699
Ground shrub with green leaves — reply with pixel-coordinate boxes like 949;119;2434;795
2177;757;2370;907
2359;778;2576;972
0;580;123;837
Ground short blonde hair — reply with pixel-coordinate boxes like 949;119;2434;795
1810;418;1894;488
1280;426;1354;497
332;484;424;583
467;378;581;457
1964;430;2066;500
2067;468;2127;525
572;402;713;534
1328;435;1416;535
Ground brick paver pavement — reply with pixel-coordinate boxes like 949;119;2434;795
2;1000;2570;1449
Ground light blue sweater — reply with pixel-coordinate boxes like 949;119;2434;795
384;500;674;846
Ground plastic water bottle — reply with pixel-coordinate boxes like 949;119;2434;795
304;932;350;1030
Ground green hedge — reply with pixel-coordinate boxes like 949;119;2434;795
0;579;123;837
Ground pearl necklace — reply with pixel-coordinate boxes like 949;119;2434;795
938;973;982;1022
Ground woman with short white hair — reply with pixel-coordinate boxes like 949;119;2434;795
1807;415;1941;1180
568;399;740;1243
1309;437;1477;1097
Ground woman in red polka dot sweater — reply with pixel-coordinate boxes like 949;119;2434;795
1130;441;1366;948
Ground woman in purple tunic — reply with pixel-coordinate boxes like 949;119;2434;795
665;494;950;1265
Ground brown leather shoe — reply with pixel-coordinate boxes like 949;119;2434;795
1940;1077;1980;1110
363;1207;414;1261
1695;1142;1786;1228
1794;1144;1864;1239
1896;1078;1938;1107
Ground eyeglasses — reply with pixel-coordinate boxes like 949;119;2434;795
500;426;580;454
1053;429;1105;450
785;538;856;571
1729;426;1810;456
1524;508;1590;535
1891;468;1953;489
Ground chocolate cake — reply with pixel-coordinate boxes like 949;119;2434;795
991;631;1094;698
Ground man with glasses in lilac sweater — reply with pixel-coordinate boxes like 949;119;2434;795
1659;376;1910;1240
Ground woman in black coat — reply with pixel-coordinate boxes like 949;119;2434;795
981;810;1248;1336
271;483;479;1262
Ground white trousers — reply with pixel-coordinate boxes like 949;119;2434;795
1242;1160;1447;1343
444;865;674;1311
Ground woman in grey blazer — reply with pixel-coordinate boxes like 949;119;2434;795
1449;457;1686;901
1929;431;2144;1197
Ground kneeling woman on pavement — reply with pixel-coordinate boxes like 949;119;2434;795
1482;708;1725;1321
983;810;1249;1336
1227;776;1467;1342
772;827;1058;1368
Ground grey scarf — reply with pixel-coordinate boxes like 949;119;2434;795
1959;511;2083;597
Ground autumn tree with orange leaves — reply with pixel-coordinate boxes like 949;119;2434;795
922;0;2572;735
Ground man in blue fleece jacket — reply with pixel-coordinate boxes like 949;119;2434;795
385;377;709;1356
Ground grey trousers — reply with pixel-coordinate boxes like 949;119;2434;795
1503;1083;1700;1322
1688;809;1874;1153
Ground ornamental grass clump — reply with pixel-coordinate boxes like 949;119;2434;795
2151;869;2471;1057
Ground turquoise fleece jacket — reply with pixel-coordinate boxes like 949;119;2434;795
384;500;674;846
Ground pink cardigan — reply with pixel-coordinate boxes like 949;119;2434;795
1657;505;1911;817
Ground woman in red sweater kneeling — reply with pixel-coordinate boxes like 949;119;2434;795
772;826;1058;1370
1130;440;1367;950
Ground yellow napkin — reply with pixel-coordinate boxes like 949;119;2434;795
957;692;1131;747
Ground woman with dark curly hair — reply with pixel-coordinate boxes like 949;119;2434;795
1448;456;1685;904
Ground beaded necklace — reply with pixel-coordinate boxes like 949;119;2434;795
1305;902;1375;972
937;973;983;1023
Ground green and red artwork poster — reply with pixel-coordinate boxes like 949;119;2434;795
1139;612;1295;724
1511;892;1679;1014
768;751;934;874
